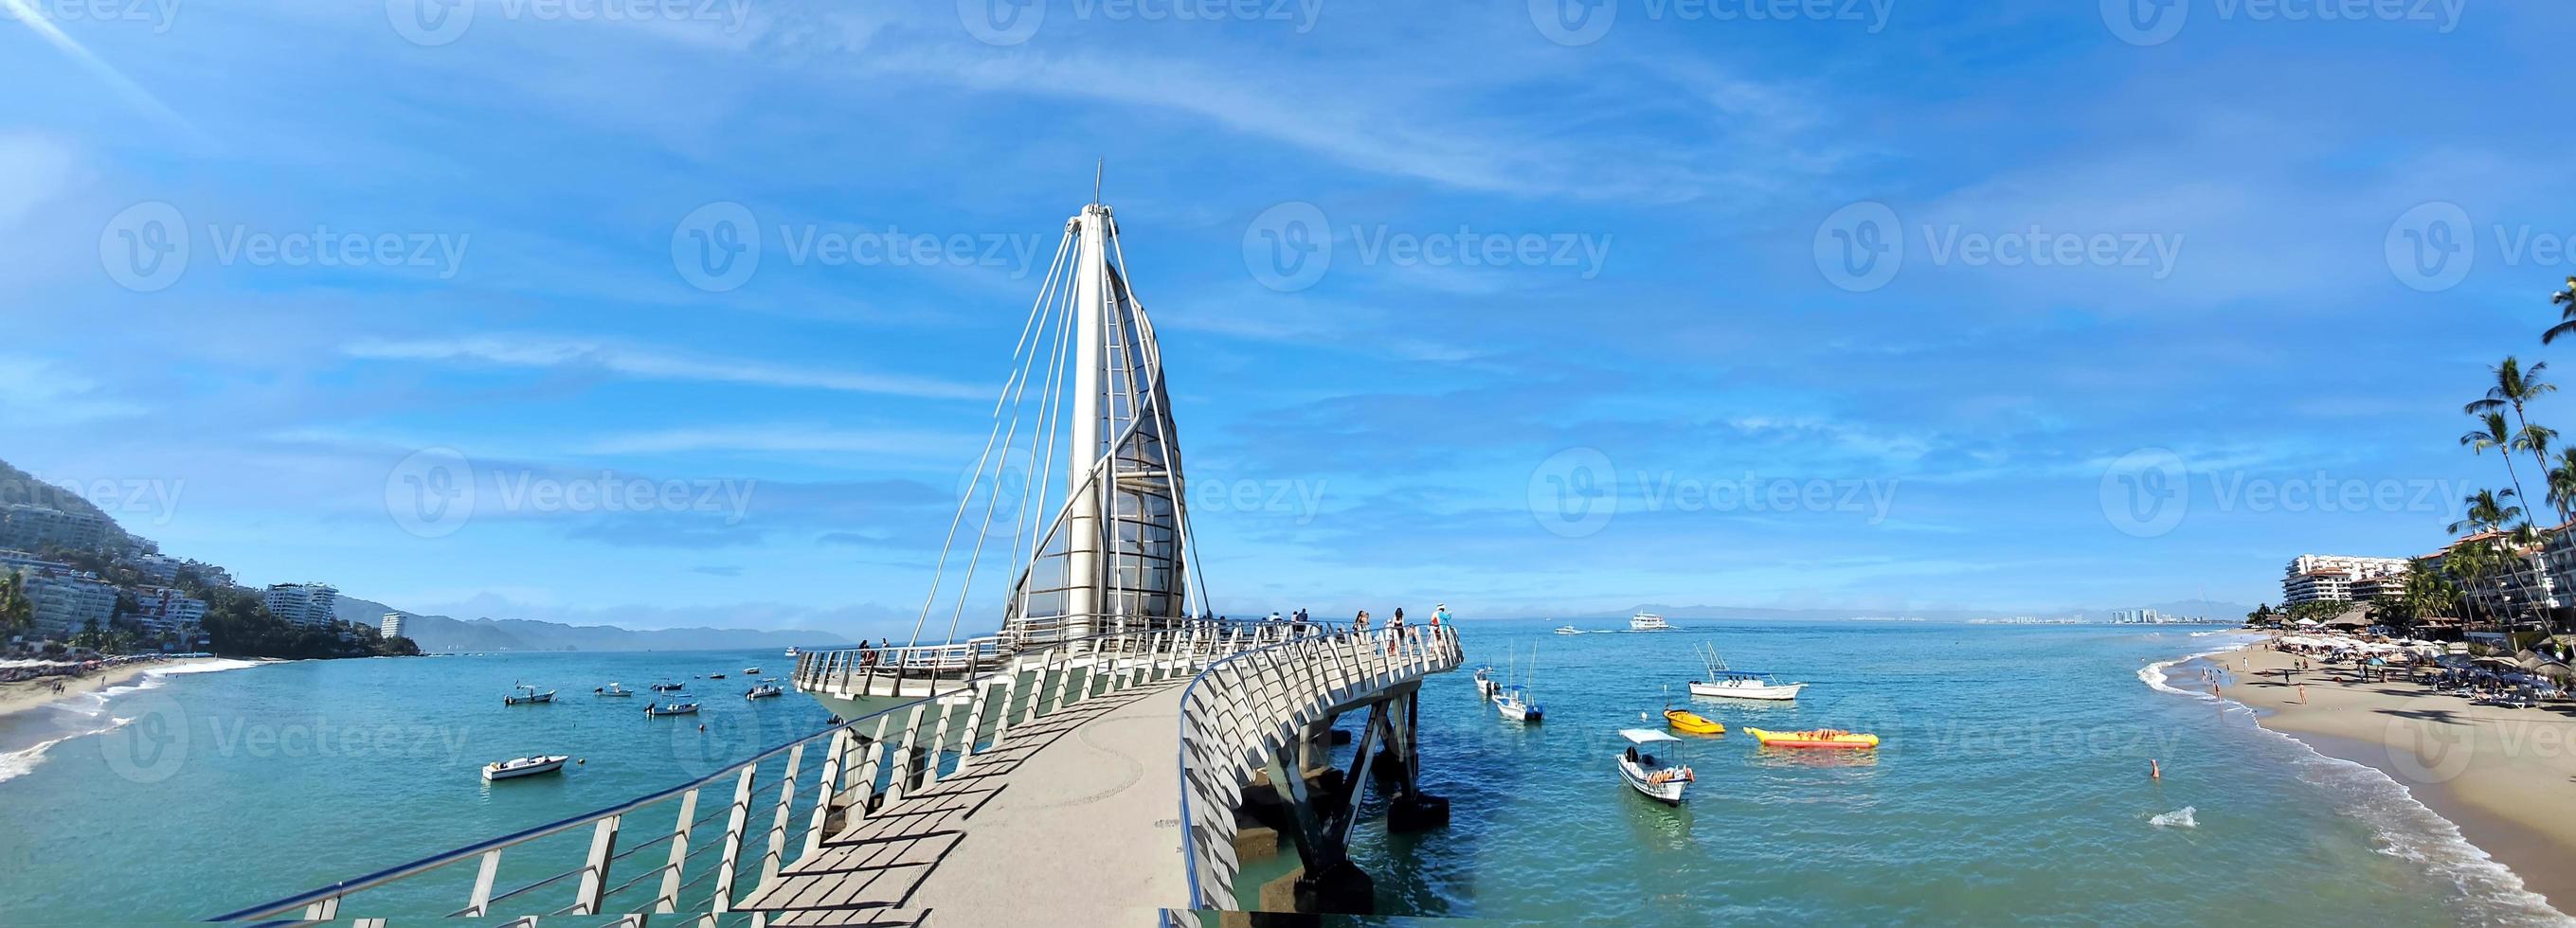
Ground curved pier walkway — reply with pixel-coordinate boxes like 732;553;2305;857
742;680;1189;926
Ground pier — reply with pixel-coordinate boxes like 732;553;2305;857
215;622;1461;924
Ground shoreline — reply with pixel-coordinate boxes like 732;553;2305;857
2192;643;2576;918
0;656;233;723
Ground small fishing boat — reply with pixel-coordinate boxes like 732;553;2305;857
1630;611;1671;632
502;685;555;705
709;672;728;680
649;682;685;692
645;702;701;717
1554;625;1581;635
746;684;784;700
482;755;568;781
1472;667;1499;699
1664;708;1724;735
1495;685;1543;723
743;667;762;675
595;683;634;698
1616;729;1694;804
1744;726;1879;749
1687;643;1807;701
784;646;800;658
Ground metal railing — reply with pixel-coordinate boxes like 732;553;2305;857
1175;625;1463;911
212;619;1321;923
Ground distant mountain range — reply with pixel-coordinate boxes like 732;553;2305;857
333;595;851;653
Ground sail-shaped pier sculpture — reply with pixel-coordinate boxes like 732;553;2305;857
794;200;1209;707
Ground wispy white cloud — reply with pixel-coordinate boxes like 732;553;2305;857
0;355;145;425
580;424;982;457
341;336;989;400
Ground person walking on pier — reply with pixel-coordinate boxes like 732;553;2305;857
1354;610;1371;642
1388;608;1407;654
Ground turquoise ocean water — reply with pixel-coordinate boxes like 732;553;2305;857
0;621;2566;924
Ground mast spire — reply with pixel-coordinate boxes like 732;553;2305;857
1092;158;1104;205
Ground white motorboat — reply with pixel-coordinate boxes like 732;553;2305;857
1616;729;1694;804
481;755;568;781
1495;685;1543;723
595;683;634;698
502;685;555;705
1630;612;1671;632
1554;625;1581;635
645;702;701;717
784;646;800;658
1472;666;1499;699
649;682;686;692
745;684;784;700
1686;642;1807;701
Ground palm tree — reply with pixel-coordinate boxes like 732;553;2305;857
2445;541;2498;634
0;571;28;636
2468;357;2559;520
2542;277;2576;344
2449;488;2522;536
2462;412;2532;511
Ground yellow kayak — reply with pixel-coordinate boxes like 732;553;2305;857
1744;726;1879;749
1664;709;1724;735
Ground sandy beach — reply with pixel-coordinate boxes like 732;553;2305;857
2212;644;2576;914
0;656;226;723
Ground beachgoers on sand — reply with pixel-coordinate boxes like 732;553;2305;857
2216;634;2576;912
0;654;223;722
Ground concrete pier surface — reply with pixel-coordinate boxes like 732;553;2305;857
742;679;1189;926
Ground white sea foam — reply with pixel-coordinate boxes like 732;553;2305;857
2149;806;2197;829
0;658;265;786
2141;638;2573;925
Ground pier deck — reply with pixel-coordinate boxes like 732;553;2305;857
738;680;1188;926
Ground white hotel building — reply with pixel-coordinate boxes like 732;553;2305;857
2282;555;2410;605
262;582;340;629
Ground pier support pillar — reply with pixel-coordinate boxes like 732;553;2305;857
1291;859;1376;915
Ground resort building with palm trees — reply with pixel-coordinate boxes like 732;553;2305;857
2283;555;2409;604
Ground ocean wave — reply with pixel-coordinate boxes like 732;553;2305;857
0;713;138;785
0;659;262;786
2140;638;2571;925
2149;806;2196;829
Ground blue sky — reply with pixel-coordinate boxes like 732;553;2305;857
4;0;2572;635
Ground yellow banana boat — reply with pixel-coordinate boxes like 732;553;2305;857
1663;709;1725;735
1744;726;1879;749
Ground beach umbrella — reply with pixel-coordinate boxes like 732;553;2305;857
2475;656;2523;671
2537;661;2575;682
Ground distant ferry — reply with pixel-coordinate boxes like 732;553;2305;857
1630;612;1671;632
